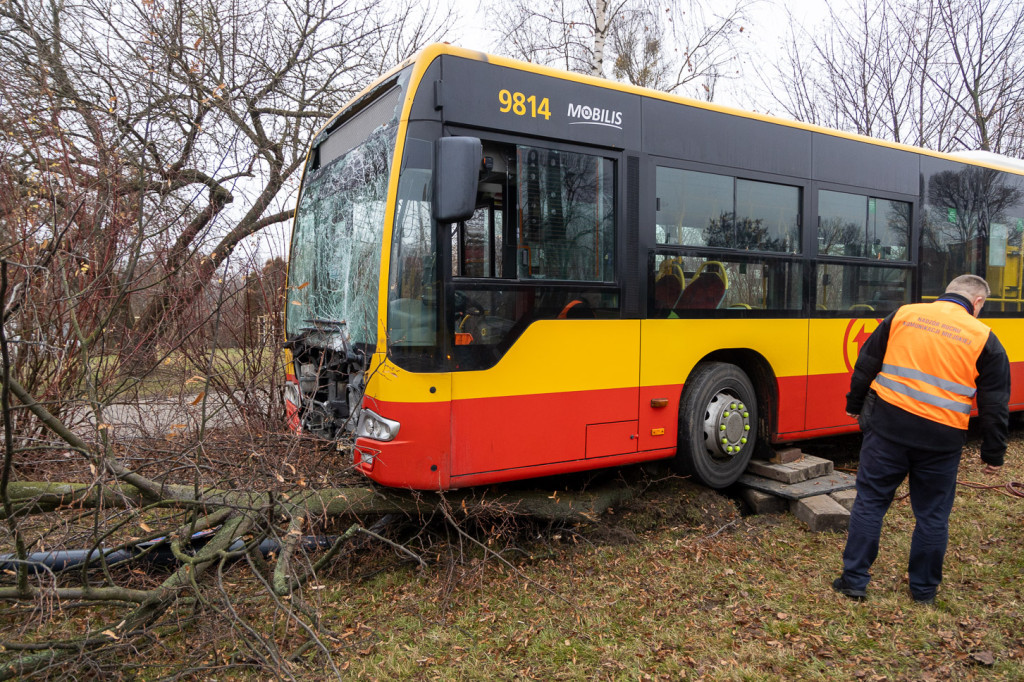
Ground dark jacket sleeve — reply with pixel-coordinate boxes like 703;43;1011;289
975;331;1011;466
846;313;894;414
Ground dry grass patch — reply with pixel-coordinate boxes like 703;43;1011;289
3;436;1022;679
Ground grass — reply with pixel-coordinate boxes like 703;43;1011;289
308;442;1024;680
79;346;285;401
5;435;1023;680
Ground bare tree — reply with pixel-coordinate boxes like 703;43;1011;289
766;0;1024;155
932;0;1024;153
488;0;756;99
611;10;674;89
487;0;618;74
0;0;454;378
769;0;919;138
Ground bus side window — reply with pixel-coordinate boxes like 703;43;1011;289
452;146;509;279
515;145;615;282
453;199;503;278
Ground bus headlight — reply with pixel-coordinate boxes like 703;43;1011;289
355;409;400;442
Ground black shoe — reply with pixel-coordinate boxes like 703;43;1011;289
912;594;935;606
832;576;867;601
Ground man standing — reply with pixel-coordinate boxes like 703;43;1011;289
833;274;1010;605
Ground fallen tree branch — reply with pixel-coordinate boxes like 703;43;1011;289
0;512;256;680
3;481;640;523
357;525;428;569
271;507;307;596
0;585;154;603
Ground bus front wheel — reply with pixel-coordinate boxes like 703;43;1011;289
674;362;758;489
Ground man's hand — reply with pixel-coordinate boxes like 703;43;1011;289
845;412;857;419
983;464;1002;475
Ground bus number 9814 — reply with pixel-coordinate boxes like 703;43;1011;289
498;89;551;120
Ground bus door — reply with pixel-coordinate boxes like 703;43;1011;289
447;141;640;478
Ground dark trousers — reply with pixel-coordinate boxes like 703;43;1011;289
841;429;962;600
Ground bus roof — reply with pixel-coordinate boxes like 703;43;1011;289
948;150;1024;174
328;43;1024;179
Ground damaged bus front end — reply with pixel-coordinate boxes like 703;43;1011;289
283;69;411;440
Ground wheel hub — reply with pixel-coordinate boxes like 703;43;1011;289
703;392;751;459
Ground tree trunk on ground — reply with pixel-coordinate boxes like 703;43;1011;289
3;480;638;524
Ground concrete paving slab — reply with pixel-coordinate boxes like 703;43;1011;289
745;454;834;484
791;494;850;532
830;488;857;511
770;447;803;464
736;470;856;500
740;488;788;514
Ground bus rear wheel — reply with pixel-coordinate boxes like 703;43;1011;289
674;362;758;489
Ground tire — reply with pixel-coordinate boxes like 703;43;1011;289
674;362;758;489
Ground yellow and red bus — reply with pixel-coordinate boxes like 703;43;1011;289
283;44;1024;490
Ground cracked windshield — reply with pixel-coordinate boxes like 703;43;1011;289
286;76;407;346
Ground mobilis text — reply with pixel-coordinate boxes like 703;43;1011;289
567;103;623;129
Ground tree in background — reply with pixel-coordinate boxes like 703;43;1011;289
767;0;1024;155
933;0;1024;153
487;0;756;100
0;0;453;379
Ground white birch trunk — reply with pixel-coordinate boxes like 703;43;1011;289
591;0;608;77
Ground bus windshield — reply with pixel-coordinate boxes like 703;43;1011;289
286;69;410;347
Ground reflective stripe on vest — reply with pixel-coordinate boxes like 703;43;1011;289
869;301;989;429
878;363;977;397
873;374;972;414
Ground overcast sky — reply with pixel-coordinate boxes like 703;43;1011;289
446;0;832;112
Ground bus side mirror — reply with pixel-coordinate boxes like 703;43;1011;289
433;136;482;223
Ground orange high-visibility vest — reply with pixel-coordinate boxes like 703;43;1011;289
870;300;990;429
